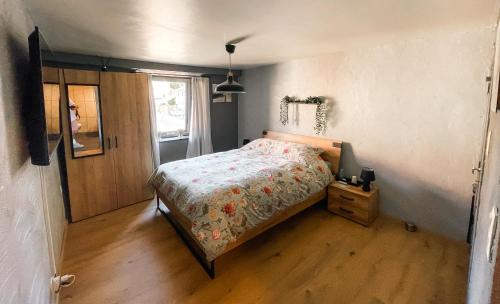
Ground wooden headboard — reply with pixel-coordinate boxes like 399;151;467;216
262;130;342;174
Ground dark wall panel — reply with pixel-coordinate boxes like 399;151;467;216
159;139;188;163
210;75;238;153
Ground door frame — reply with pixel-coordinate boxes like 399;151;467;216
467;13;500;302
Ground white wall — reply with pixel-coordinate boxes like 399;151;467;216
239;27;495;240
0;0;66;303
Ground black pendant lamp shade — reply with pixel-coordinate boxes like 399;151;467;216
216;73;245;93
216;44;245;94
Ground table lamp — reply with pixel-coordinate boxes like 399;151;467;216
360;167;376;192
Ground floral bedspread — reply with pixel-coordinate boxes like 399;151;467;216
149;138;333;260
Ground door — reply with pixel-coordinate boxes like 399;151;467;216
467;19;500;303
100;72;154;207
61;69;118;221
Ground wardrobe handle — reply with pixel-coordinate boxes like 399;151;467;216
107;137;111;149
115;136;118;148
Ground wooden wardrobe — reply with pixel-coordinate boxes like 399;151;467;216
59;69;154;221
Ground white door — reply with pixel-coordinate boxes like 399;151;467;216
467;18;500;304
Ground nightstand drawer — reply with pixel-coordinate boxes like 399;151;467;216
328;202;369;223
328;187;369;211
327;182;379;226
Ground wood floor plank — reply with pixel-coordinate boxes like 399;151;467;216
60;200;469;304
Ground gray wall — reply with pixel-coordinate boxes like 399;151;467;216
159;139;188;163
209;75;239;153
239;26;495;240
43;51;241;77
43;52;239;164
0;1;65;303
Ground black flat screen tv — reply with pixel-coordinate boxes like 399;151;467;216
26;26;61;165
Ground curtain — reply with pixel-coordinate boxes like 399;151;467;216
186;77;213;158
147;75;160;168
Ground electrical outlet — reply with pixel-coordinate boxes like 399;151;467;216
51;274;76;293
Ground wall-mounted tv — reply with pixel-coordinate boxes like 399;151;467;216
26;26;62;166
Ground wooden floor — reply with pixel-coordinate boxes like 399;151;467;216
60;200;469;304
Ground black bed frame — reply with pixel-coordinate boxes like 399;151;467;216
156;195;216;279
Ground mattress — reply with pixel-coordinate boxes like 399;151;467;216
149;138;333;260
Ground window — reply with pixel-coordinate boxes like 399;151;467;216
152;76;191;139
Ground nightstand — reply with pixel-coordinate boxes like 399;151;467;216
328;181;379;226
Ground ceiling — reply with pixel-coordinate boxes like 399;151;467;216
24;0;499;69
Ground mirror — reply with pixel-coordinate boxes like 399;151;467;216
43;82;61;152
66;84;104;158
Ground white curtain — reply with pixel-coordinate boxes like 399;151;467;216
186;77;213;158
147;75;160;168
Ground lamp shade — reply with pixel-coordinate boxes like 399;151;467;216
216;75;245;93
360;167;376;182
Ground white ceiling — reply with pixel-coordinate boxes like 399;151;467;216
24;0;498;68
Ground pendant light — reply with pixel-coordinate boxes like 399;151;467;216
216;44;245;93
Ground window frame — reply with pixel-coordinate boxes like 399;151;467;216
151;76;191;139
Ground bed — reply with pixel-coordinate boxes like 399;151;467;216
149;130;342;278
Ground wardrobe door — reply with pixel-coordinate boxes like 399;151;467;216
61;69;118;221
100;72;154;207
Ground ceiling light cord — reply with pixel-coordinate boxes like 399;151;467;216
216;43;245;93
227;53;233;81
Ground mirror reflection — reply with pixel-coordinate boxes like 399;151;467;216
67;85;104;158
43;83;61;139
43;83;61;153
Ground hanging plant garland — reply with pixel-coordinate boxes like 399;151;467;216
280;99;289;126
279;96;327;135
314;102;327;134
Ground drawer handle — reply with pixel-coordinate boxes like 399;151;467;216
339;194;354;201
339;207;354;214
